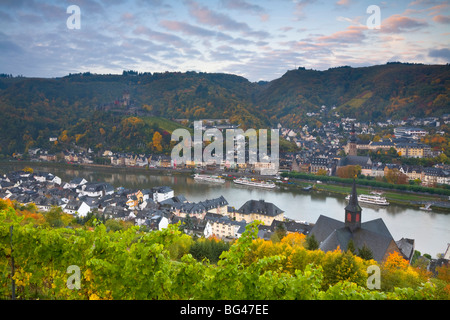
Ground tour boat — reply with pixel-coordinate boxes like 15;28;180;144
193;174;225;183
233;177;276;189
346;193;390;206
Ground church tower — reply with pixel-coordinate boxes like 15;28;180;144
348;123;357;156
345;180;362;232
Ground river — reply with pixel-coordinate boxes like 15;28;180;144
1;162;449;258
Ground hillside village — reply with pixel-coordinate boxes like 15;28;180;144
0;169;309;242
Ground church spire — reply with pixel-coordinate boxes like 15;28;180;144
348;123;357;156
345;179;362;232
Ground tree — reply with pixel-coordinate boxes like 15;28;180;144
386;168;408;185
22;167;33;174
274;223;287;241
337;165;361;179
347;239;356;254
44;206;64;228
306;234;319;250
152;131;163;152
357;244;374;260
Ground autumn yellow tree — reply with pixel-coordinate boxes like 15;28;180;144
152;131;163;152
337;165;361;179
381;251;421;291
385;168;408;185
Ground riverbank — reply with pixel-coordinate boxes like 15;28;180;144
275;178;450;212
2;160;450;212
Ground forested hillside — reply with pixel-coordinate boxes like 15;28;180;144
0;63;448;155
255;63;450;127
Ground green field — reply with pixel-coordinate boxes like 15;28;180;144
141;116;192;133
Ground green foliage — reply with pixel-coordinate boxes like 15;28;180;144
0;201;447;300
256;63;450;127
189;237;231;264
44;206;64;228
306;234;319;250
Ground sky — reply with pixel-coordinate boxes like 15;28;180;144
0;0;449;82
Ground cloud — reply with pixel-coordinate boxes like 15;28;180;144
133;25;190;48
220;0;268;21
381;14;428;33
185;0;270;40
433;15;450;24
317;25;366;44
336;0;352;7
160;20;216;37
408;0;445;6
428;48;450;60
185;0;251;32
293;0;317;20
220;0;266;15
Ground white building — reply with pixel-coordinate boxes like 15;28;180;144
152;186;174;203
63;200;91;217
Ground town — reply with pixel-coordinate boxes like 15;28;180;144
14;113;450;187
0;168;305;242
2;167;449;274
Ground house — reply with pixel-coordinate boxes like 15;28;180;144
173;215;209;237
400;165;424;182
34;195;61;212
310;157;329;175
103;205;128;220
204;212;246;239
200;196;228;215
126;196;139;209
152;186;174;202
232;199;284;226
63;199;91;217
171;201;209;220
79;182;114;198
369;164;385;178
422;167;450;187
395;143;430;158
146;214;169;231
66;177;88;189
270;219;312;236
309;180;407;263
33;172;61;185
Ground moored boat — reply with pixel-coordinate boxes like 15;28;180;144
346;194;389;206
233;177;276;189
193;174;225;183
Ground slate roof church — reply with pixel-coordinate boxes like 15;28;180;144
310;180;413;262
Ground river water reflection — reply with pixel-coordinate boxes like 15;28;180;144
1;163;449;258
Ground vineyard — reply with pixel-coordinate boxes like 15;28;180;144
0;198;448;300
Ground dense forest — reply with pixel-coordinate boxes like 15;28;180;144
0;63;448;155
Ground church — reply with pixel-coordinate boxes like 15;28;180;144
309;180;413;262
338;123;372;169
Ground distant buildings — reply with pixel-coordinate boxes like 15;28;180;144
394;127;428;139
